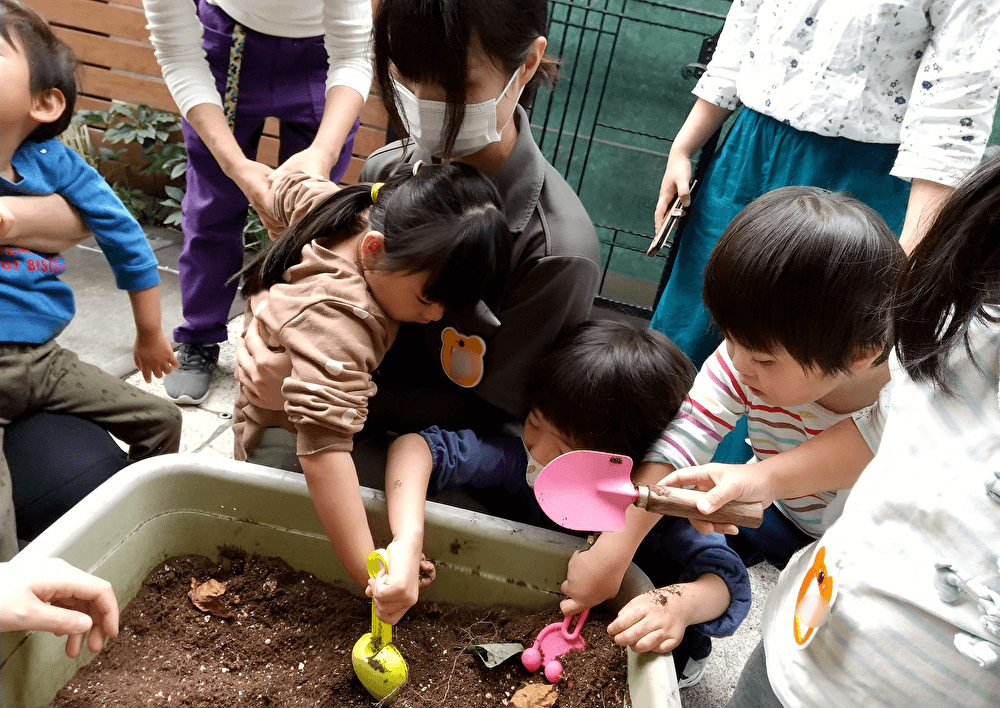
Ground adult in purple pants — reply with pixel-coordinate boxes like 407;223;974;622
142;0;372;404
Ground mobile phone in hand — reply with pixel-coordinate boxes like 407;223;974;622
647;180;697;257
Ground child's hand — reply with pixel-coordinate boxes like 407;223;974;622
660;463;775;535
366;538;430;625
0;558;119;658
0;199;15;241
607;586;691;654
133;329;179;383
560;540;630;616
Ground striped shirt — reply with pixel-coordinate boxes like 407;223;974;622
646;343;879;537
763;319;1000;707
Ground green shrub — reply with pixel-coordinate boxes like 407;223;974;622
72;102;268;250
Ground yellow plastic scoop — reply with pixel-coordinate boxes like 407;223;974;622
352;549;408;703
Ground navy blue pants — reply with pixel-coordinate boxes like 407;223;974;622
4;412;129;541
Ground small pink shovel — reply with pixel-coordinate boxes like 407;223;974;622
521;609;589;682
533;450;764;532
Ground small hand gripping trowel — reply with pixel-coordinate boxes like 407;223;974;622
533;450;764;532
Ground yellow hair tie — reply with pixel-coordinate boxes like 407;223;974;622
412;160;424;176
370;182;385;203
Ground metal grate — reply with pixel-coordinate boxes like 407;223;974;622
530;0;731;318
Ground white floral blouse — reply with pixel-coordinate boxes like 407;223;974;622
695;0;1000;185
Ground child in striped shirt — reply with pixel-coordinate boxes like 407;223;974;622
562;186;905;629
651;186;904;568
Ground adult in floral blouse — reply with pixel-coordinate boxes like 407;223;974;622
651;0;1000;370
648;0;1000;465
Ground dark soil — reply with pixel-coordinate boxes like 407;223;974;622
53;548;628;707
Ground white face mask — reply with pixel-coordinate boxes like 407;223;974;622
523;437;545;489
395;69;524;158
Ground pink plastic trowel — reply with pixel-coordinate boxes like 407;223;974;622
521;609;589;682
533;450;764;532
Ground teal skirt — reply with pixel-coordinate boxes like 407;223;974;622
649;108;911;368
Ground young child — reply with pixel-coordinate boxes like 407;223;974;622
559;187;904;656
376;320;751;688
693;145;1000;708
0;3;180;457
232;161;511;589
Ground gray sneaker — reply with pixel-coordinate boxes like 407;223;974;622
163;343;220;405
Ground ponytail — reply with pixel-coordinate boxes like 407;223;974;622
892;153;1000;388
239;184;372;297
239;162;511;314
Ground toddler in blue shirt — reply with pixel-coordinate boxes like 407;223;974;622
0;0;181;535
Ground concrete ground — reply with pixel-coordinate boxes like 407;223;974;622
58;226;776;707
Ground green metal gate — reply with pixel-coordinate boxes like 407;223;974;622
530;0;732;317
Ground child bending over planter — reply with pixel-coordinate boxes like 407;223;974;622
559;186;905;675
381;319;751;688
0;0;182;555
232;162;511;589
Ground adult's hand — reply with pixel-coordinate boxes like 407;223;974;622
267;84;364;200
183;103;281;233
652;98;733;232
0;199;14;241
270;171;341;230
653;152;694;233
268;147;333;189
235;321;290;410
0;558;119;658
1;195;89;252
230;158;283;233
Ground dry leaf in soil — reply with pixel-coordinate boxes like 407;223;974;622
509;683;558;708
188;578;234;618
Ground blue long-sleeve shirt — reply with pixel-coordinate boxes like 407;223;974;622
0;138;160;343
420;425;752;638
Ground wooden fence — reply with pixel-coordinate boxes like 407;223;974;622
28;0;388;186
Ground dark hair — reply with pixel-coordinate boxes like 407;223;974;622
372;0;559;159
0;0;78;142
892;153;1000;389
239;162;511;313
703;186;904;375
525;320;696;462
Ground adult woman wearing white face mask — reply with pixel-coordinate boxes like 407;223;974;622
242;0;601;444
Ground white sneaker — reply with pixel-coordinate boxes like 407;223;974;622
677;653;709;689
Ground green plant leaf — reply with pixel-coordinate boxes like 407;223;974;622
164;185;185;201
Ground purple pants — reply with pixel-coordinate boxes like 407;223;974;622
175;1;359;345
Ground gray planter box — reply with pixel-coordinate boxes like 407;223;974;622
0;454;679;707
